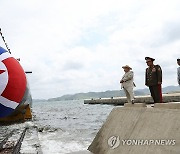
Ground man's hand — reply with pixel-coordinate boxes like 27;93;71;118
120;80;124;83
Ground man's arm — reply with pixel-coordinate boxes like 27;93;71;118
122;71;134;82
156;65;162;84
145;68;148;86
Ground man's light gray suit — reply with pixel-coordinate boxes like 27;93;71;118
121;71;135;103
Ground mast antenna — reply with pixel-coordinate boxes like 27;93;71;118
0;28;11;54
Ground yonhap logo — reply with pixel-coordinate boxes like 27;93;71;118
107;136;176;149
108;136;120;149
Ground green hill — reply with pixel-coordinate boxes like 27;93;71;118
47;86;180;101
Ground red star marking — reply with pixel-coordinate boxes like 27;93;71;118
0;70;5;74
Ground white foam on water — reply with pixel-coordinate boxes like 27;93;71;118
21;123;41;153
1;100;114;153
25;121;35;128
38;131;89;154
30;100;114;154
67;151;93;154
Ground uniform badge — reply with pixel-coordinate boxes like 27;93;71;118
152;68;156;72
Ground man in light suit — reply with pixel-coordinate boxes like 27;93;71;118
120;65;135;104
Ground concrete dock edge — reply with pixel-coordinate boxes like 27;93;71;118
84;93;180;105
88;104;180;154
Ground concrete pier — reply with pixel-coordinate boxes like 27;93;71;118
88;103;180;154
84;93;180;105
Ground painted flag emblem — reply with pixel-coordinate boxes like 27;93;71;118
0;46;26;118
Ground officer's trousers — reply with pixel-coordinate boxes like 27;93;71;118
149;85;162;103
123;86;134;103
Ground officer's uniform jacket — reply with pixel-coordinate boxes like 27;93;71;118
121;71;134;89
145;65;162;86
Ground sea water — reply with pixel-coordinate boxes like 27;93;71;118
1;100;115;154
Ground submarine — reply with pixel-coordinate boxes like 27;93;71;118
0;46;32;123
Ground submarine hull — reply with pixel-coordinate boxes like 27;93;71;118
0;46;32;122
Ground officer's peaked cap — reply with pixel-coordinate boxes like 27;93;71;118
145;57;155;61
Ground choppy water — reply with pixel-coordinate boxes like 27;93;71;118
0;100;115;154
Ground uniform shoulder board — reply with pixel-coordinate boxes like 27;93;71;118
155;65;161;71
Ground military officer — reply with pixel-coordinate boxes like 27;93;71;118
145;57;162;103
177;58;180;86
120;65;135;104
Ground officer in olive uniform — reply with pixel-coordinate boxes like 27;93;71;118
177;58;180;86
145;57;163;103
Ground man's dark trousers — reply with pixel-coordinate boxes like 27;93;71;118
149;84;162;103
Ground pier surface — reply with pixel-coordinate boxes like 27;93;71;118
84;93;180;105
88;103;180;154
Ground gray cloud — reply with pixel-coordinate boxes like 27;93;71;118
63;61;84;71
150;20;180;47
1;0;180;99
165;21;180;42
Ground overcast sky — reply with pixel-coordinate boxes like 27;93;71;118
0;0;180;99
